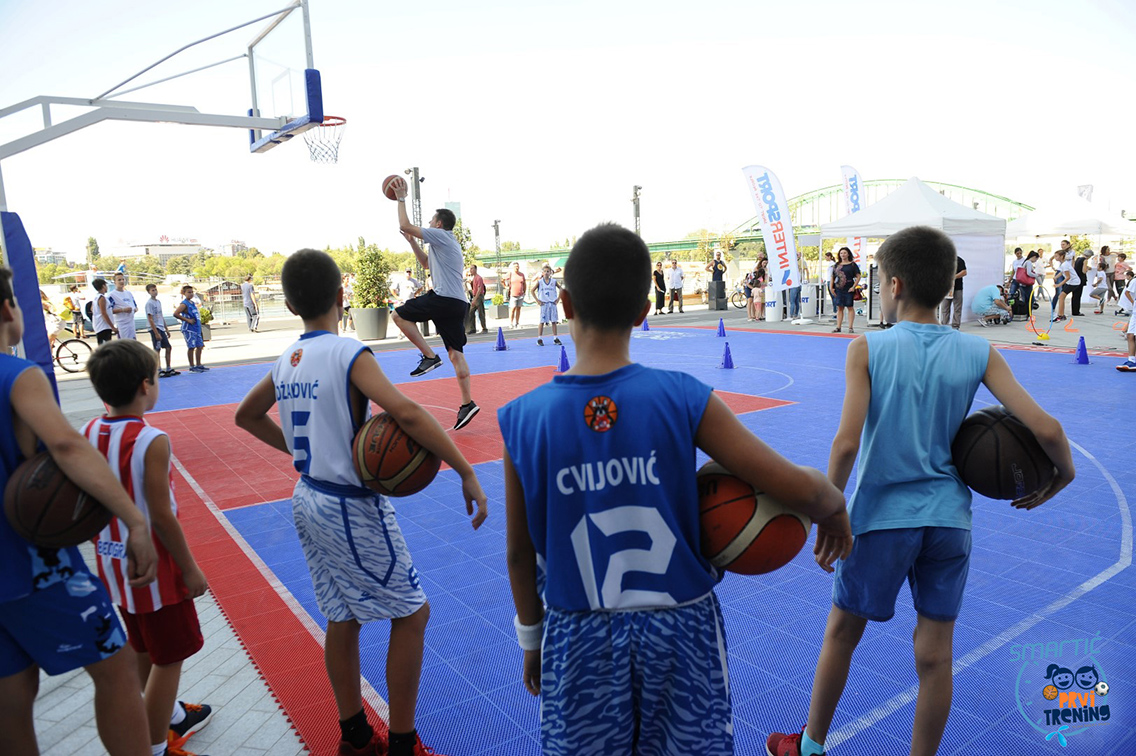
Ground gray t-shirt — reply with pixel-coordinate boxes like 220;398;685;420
240;281;256;309
144;297;167;331
420;227;467;303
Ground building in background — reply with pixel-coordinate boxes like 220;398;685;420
33;248;69;265
118;236;203;264
218;240;248;257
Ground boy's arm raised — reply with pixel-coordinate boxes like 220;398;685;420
694;391;850;571
143;435;207;598
235;373;290;454
982;346;1075;509
504;448;542;696
11;369;157;586
350;355;488;529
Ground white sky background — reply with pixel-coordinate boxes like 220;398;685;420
1;0;1134;261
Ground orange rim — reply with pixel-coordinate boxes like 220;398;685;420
319;115;346;127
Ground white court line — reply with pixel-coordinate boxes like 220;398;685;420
171;455;392;722
827;439;1132;748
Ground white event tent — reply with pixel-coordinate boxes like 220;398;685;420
820;177;1007;323
1006;199;1136;237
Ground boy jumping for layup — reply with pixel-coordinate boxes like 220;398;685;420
500;224;849;755
388;178;480;430
766;226;1075;756
236;250;488;756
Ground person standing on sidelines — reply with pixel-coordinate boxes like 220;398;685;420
390;179;480;430
666;259;685;313
1117;273;1136;372
173;285;208;373
938;254;966;330
465;264;487;335
91;278;116;345
1007;247;1025;302
508;263;526;329
240;276;259;333
107;272;138;341
652;261;666;316
144;284;178;378
1071;249;1091;317
63;285;85;338
530;264;562;347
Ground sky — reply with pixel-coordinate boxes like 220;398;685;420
1;0;1134;262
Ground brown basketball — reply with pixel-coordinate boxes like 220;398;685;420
697;461;811;575
951;406;1055;500
352;413;440;497
381;174;401;201
4;452;112;548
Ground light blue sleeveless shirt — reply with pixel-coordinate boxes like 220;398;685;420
848;321;989;535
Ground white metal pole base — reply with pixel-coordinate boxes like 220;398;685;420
791;318;814;325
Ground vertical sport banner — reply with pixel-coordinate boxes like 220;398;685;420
840;165;865;265
742;166;801;292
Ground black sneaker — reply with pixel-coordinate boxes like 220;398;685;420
553;338;562;345
169;702;214;748
454;401;480;430
410;354;443;377
536;338;544;346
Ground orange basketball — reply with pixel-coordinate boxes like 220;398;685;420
381;174;401;201
352;413;440;497
4;452;112;548
696;461;811;575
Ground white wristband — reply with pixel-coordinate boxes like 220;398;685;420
514;615;543;651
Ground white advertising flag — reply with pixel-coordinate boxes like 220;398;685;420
742;165;801;292
840;165;865;265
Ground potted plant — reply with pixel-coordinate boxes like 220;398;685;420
352;247;395;341
492;292;508;320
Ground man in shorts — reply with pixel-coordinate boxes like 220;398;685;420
508;262;526;329
389;179;480;430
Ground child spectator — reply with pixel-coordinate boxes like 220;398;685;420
92;277;115;345
766;226;1075;756
85;339;214;756
108;272;139;341
0;266;158;755
499;224;847;755
530;264;562;346
172;285;208;373
145;284;179;377
235;249;488;756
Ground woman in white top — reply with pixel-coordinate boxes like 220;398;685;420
1053;249;1080;321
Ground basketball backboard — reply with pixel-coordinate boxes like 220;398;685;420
247;0;323;152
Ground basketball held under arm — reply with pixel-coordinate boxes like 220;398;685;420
235;373;290;454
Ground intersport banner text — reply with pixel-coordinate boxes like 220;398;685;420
840;165;865;265
742;166;801;292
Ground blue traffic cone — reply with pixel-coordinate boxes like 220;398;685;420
642;318;650;332
1073;336;1090;365
717;318;726;337
493;326;508;351
719;342;735;369
557;345;571;372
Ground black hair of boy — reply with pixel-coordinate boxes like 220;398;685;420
0;267;13;304
88;340;159;408
281;248;342;320
564;223;651;330
93;277;107;293
433;208;456;231
874;226;958;309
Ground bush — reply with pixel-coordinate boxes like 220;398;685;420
352;247;394;308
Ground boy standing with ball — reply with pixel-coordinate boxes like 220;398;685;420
766;226;1076;756
85;340;215;756
235;249;488;756
0;267;158;755
499;225;848;755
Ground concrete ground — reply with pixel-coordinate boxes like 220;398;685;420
35;292;1132;755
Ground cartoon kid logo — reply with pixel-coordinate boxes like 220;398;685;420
583;395;618;433
290;349;303;367
1011;635;1115;746
1044;664;1075;691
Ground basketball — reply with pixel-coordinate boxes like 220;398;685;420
3;452;112;548
696;461;811;575
352;412;441;497
381;174;401;201
951;406;1055;500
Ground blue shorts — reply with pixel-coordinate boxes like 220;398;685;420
541;593;732;756
833;527;971;623
292;477;426;623
182;328;203;349
0;571;126;677
151;328;171;350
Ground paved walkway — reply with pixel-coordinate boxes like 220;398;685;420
36;294;1131;754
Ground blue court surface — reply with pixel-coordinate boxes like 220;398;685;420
174;327;1134;755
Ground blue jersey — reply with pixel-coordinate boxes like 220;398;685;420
271;331;373;490
0;354;88;602
179;298;201;333
849;321;990;535
499;364;718;612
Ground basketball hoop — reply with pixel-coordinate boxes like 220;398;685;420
303;116;346;163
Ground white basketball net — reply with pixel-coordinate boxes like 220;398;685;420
303;116;346;163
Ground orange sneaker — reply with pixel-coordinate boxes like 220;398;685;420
165;731;210;756
168;702;214;749
766;727;824;756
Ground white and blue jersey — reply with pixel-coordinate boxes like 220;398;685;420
499;363;718;612
536;276;559;324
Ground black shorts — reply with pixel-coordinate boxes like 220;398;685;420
1061;284;1077;294
96;329;114;345
395;291;470;353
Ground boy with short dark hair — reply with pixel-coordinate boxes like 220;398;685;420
172;285;207;373
92;276;116;344
145;284;178;377
500;224;848;755
235;249;489;756
0;266;158;755
85;339;214;756
530;264;562;346
766;225;1076;756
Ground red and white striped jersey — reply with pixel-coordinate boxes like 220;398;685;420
83;415;186;614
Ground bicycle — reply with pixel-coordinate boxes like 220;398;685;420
53;329;93;373
729;283;748;309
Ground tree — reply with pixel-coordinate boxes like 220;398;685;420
86;237;100;264
501;241;520;252
167;256;192;276
451;218;480;267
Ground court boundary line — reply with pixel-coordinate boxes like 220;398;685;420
827;439;1132;748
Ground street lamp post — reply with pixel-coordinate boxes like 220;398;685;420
404;166;428;335
632;185;642;236
493;219;502;295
